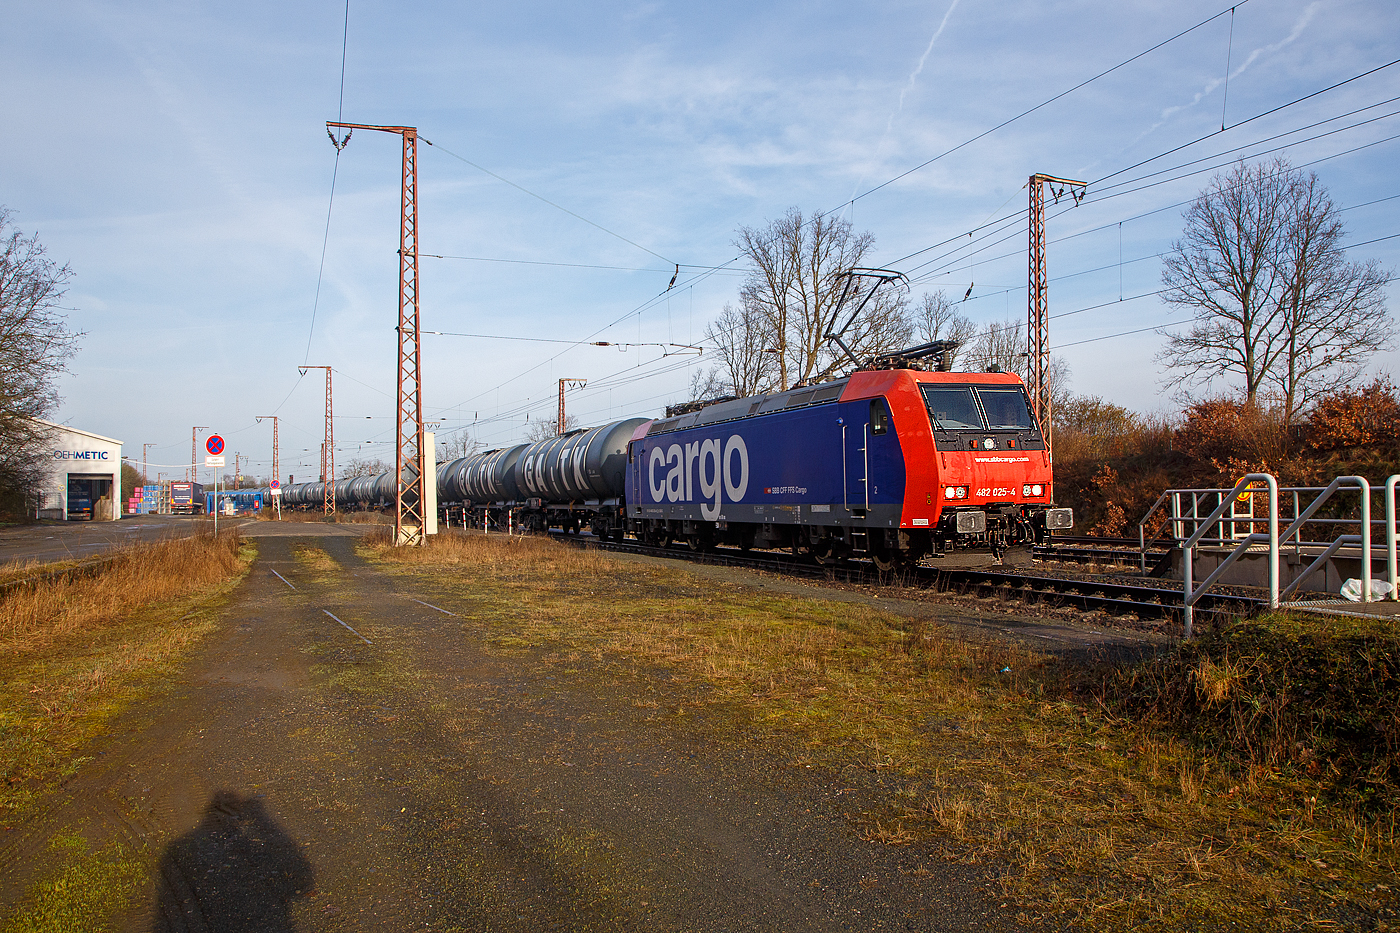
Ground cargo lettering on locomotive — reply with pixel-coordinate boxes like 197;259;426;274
647;434;749;519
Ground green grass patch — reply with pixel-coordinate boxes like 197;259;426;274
1;833;148;933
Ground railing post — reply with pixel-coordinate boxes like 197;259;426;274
1360;478;1372;602
1183;544;1194;640
1388;476;1399;600
1265;474;1278;609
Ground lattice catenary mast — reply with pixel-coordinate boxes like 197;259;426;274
558;378;587;435
1027;173;1085;462
327;121;426;545
256;415;280;487
299;366;334;514
189;427;207;483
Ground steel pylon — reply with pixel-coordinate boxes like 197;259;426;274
1027;173;1085;463
327;121;425;545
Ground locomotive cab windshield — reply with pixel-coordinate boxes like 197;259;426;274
920;384;1041;447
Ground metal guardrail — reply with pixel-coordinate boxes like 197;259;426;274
1138;473;1400;637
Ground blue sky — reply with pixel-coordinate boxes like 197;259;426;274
4;0;1397;482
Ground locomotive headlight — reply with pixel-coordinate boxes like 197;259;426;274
943;485;969;500
1022;484;1045;497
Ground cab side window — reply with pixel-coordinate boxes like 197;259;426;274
870;398;891;435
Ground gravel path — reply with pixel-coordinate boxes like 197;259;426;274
1;528;1035;932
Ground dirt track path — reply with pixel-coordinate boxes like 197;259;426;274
2;530;1030;932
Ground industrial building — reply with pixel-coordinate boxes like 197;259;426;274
31;418;123;521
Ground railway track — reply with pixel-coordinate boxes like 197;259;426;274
552;532;1258;623
1034;535;1171;570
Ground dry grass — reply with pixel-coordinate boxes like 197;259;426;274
0;532;253;819
292;543;339;574
0;532;246;653
367;532;1398;931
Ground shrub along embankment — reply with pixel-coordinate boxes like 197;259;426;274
1104;613;1400;816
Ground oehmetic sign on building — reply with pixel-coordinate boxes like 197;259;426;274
53;450;111;460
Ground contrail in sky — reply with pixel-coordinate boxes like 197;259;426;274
850;0;962;208
1087;1;1323;174
897;0;963;118
1156;2;1321;125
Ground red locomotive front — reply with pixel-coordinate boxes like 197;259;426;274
841;369;1071;559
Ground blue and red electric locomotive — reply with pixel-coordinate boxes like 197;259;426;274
623;367;1071;567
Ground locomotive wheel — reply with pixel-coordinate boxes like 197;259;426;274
870;547;902;572
812;539;838;565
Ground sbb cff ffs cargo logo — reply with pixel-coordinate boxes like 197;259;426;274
647;433;749;520
206;435;224;456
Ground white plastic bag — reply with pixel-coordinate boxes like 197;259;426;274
1339;578;1393;602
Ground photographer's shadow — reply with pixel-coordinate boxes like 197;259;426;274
151;790;313;933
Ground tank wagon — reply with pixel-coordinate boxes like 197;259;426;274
442;418;646;535
268;367;1071;565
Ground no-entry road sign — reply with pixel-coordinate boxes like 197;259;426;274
206;435;224;456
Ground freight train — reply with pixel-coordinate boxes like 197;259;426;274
264;366;1072;567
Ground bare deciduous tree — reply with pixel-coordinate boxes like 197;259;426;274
698;302;776;398
437;430;483;462
1157;159;1391;421
341;457;390;478
1269;171;1392;424
910;290;975;368
524;414;577;442
734;208;909;391
0;208;79;514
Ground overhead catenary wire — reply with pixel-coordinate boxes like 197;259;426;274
304;0;352;366
422;139;676;266
840;0;1252;209
420;253;741;274
382;23;1399;450
902;128;1400;288
421;329;702;351
883;60;1400;281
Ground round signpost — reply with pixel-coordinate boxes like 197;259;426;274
205;434;224;536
